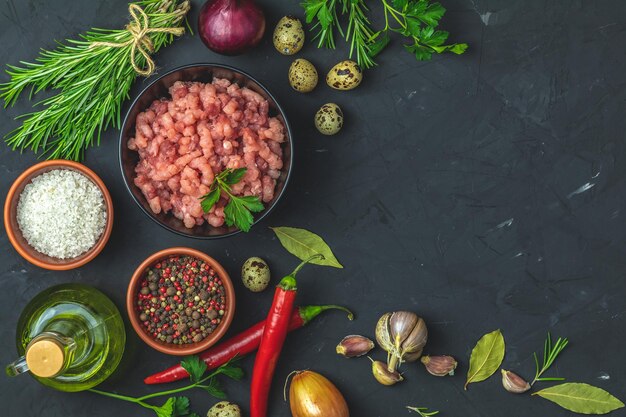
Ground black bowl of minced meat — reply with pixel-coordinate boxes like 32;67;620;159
119;64;293;239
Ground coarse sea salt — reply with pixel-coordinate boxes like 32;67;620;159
16;169;107;259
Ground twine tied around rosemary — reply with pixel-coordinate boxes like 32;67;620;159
90;3;187;76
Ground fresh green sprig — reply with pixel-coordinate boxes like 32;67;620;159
532;332;569;386
301;0;467;68
88;356;242;417
0;0;190;161
407;406;439;416
200;168;264;233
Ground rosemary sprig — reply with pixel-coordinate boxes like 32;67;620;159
0;0;190;161
532;332;569;386
407;406;439;416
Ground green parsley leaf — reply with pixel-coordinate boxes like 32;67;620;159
224;198;254;232
220;364;245;381
405;42;433;60
172;397;190;417
422;29;449;47
238;195;265;212
200;187;220;213
317;3;334;28
392;0;409;12
417;1;446;26
405;16;423;38
200;168;264;232
181;356;207;384
224;168;247;185
154;397;176;417
200;378;227;399
301;0;326;24
188;414;201;417
224;194;264;232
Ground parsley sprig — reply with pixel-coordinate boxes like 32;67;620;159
88;356;243;417
200;168;264;232
301;0;467;68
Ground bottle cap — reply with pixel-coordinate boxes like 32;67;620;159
25;338;65;378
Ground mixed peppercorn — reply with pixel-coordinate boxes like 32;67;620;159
136;255;227;345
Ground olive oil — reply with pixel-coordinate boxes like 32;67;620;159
6;283;125;392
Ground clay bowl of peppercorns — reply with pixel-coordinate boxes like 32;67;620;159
126;247;235;355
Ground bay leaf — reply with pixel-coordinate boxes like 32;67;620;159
464;329;505;389
533;383;624;415
271;227;343;268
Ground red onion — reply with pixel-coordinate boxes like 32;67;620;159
198;0;266;55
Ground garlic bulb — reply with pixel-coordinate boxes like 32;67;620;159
375;311;428;372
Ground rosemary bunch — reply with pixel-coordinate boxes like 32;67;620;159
0;0;190;161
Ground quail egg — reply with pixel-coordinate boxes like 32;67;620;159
326;60;363;90
273;16;305;55
315;103;344;135
207;401;241;417
241;257;271;292
288;59;318;93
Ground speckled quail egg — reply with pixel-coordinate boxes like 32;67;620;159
273;16;305;55
326;60;363;90
241;257;271;292
314;103;344;135
288;59;318;93
207;401;241;417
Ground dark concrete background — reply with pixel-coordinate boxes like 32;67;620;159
1;0;625;416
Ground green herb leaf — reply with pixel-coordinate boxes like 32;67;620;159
407;406;439;416
412;1;446;26
271;227;343;268
188;414;200;417
201;168;264;232
220;364;245;381
223;168;247;185
301;0;325;23
154;397;176;417
533;383;625;414
317;3;334;27
532;332;568;385
224;194;263;232
392;0;409;12
200;378;227;399
172;397;190;417
405;43;433;61
181;356;207;384
465;329;505;389
368;32;391;58
200;187;221;213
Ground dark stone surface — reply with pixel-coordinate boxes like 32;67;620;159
1;1;625;416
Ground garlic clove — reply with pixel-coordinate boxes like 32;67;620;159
375;313;394;352
421;355;457;376
371;360;403;386
501;369;531;394
400;316;428;353
389;311;419;346
336;335;375;358
403;350;424;363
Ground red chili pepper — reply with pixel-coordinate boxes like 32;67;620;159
251;258;319;417
143;304;352;385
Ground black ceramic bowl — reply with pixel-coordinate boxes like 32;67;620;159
119;64;293;239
